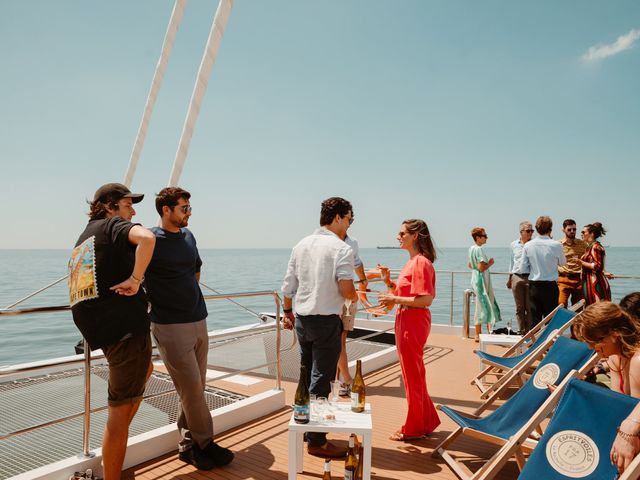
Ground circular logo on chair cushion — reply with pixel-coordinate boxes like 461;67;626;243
546;430;600;478
533;362;561;389
545;430;599;478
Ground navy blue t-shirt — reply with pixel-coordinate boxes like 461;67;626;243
145;227;208;324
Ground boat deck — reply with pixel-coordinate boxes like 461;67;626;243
124;332;522;480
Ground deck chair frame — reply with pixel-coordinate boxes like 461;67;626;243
472;301;584;398
434;351;597;480
620;452;640;480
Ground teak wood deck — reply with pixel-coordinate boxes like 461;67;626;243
124;332;523;480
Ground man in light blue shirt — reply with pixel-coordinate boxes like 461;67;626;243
522;216;566;327
281;197;358;458
507;221;534;333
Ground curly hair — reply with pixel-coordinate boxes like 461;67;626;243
88;199;118;220
573;301;640;359
319;197;352;226
404;219;437;262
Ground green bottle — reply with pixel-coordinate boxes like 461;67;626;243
293;364;310;424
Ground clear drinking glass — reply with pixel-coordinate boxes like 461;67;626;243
507;319;513;335
330;380;341;405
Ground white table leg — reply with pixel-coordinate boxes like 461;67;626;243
362;432;372;480
288;429;300;479
296;431;304;473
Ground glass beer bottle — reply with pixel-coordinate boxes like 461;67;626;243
293;364;310;424
354;445;364;480
344;434;357;480
322;458;332;480
351;360;365;413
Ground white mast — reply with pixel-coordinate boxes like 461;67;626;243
123;0;187;188
167;0;234;187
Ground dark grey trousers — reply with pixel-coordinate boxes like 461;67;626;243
295;314;342;447
151;319;213;451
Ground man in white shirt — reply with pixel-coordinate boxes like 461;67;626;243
522;216;567;328
282;197;358;458
507;221;534;333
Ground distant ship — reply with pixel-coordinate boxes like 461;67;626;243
377;246;400;249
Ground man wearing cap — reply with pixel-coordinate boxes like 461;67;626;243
144;187;234;470
557;219;586;307
68;183;155;480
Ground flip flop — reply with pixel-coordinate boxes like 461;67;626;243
389;431;426;442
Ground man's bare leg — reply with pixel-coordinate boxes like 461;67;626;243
336;330;353;384
103;362;152;480
103;402;138;480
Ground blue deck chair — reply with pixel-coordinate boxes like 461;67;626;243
472;305;582;398
518;378;639;480
434;336;596;480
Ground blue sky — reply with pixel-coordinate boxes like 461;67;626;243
1;1;638;248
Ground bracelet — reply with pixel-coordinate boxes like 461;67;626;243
386;282;396;289
283;308;293;314
130;274;143;284
616;427;640;442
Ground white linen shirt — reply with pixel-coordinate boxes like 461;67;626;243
522;235;566;281
509;239;529;274
281;228;355;316
344;235;363;268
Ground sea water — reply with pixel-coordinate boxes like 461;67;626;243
1;247;639;366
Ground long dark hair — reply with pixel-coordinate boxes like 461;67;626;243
403;219;437;262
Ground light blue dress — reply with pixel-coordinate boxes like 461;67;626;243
469;245;501;326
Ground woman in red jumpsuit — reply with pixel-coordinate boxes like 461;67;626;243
378;219;441;441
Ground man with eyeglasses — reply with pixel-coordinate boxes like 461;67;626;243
507;221;534;333
144;187;234;471
282;197;358;458
522;216;567;328
558;219;587;307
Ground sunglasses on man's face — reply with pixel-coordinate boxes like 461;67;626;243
521;229;534;233
176;205;192;214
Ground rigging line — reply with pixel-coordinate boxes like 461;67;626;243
167;0;234;187
2;274;69;310
199;281;270;322
123;0;187;187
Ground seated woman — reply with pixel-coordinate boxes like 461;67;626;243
573;297;640;475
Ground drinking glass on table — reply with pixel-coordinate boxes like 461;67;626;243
330;380;341;405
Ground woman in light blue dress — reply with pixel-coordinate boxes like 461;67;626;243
468;227;501;341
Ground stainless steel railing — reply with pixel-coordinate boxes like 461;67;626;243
0;289;284;459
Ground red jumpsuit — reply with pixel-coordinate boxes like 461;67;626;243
394;255;441;436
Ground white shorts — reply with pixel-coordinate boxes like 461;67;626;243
341;302;357;331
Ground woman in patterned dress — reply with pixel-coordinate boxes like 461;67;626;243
580;222;611;305
468;227;501;341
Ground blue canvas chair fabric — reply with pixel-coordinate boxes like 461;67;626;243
519;378;639;480
473;306;578;398
435;336;596;480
